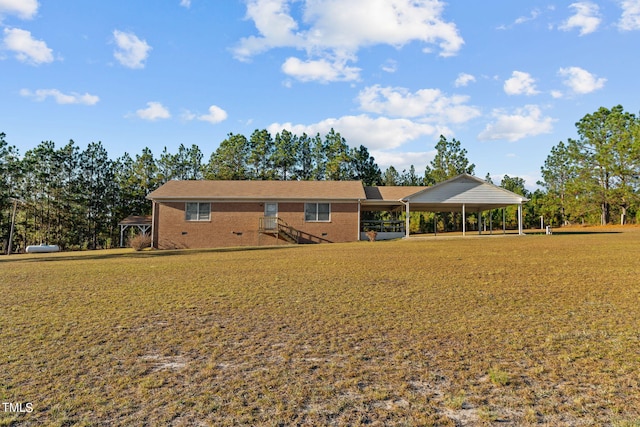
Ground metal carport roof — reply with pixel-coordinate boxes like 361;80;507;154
403;174;528;212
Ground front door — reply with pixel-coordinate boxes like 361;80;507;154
264;203;278;230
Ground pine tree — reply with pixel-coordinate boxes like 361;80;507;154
424;135;475;185
205;133;249;180
248;129;275;180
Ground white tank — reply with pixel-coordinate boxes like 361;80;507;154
26;244;61;253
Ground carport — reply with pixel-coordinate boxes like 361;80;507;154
401;174;528;237
359;174;528;240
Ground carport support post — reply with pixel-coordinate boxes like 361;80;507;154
518;201;523;235
405;202;410;238
434;213;437;236
462;203;466;236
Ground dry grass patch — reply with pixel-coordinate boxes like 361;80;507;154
1;227;640;426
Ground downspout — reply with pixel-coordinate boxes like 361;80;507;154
357;199;361;241
151;200;157;249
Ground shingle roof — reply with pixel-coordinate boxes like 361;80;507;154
146;175;528;210
118;215;152;225
364;186;427;201
147;180;367;201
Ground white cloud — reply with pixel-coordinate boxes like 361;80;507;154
498;8;541;29
302;0;463;56
550;90;563;99
0;0;38;19
234;0;463;82
515;9;541;25
357;84;481;124
233;0;302;59
180;0;191;8
198;105;228;124
381;59;398;73
373;150;435;171
135;102;170;121
113;30;151;69
20;88;99;105
619;0;640;31
267;114;442;174
282;56;361;82
478;105;555;142
560;2;601;35
268;114;438;152
181;110;196;121
2;27;53;65
454;73;475;87
504;71;539;96
558;66;606;94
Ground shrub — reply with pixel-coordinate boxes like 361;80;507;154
366;230;377;242
130;234;151;251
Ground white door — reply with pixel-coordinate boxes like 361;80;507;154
264;203;278;230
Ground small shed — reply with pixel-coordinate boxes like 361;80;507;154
118;215;152;247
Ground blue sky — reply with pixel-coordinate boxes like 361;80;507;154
2;0;639;189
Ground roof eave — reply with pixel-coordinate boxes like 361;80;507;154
147;196;363;202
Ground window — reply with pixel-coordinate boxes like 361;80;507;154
185;202;210;221
305;203;330;222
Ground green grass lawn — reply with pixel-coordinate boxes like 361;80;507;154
1;227;639;426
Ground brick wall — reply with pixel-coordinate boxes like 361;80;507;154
154;201;360;249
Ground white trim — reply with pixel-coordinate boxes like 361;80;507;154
151;197;359;203
304;202;331;222
185;202;211;221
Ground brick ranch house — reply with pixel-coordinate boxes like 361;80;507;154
146;174;528;249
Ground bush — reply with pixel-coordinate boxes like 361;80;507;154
130;234;151;251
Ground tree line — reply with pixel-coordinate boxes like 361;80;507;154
2;105;639;252
539;105;640;226
0;128;381;251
